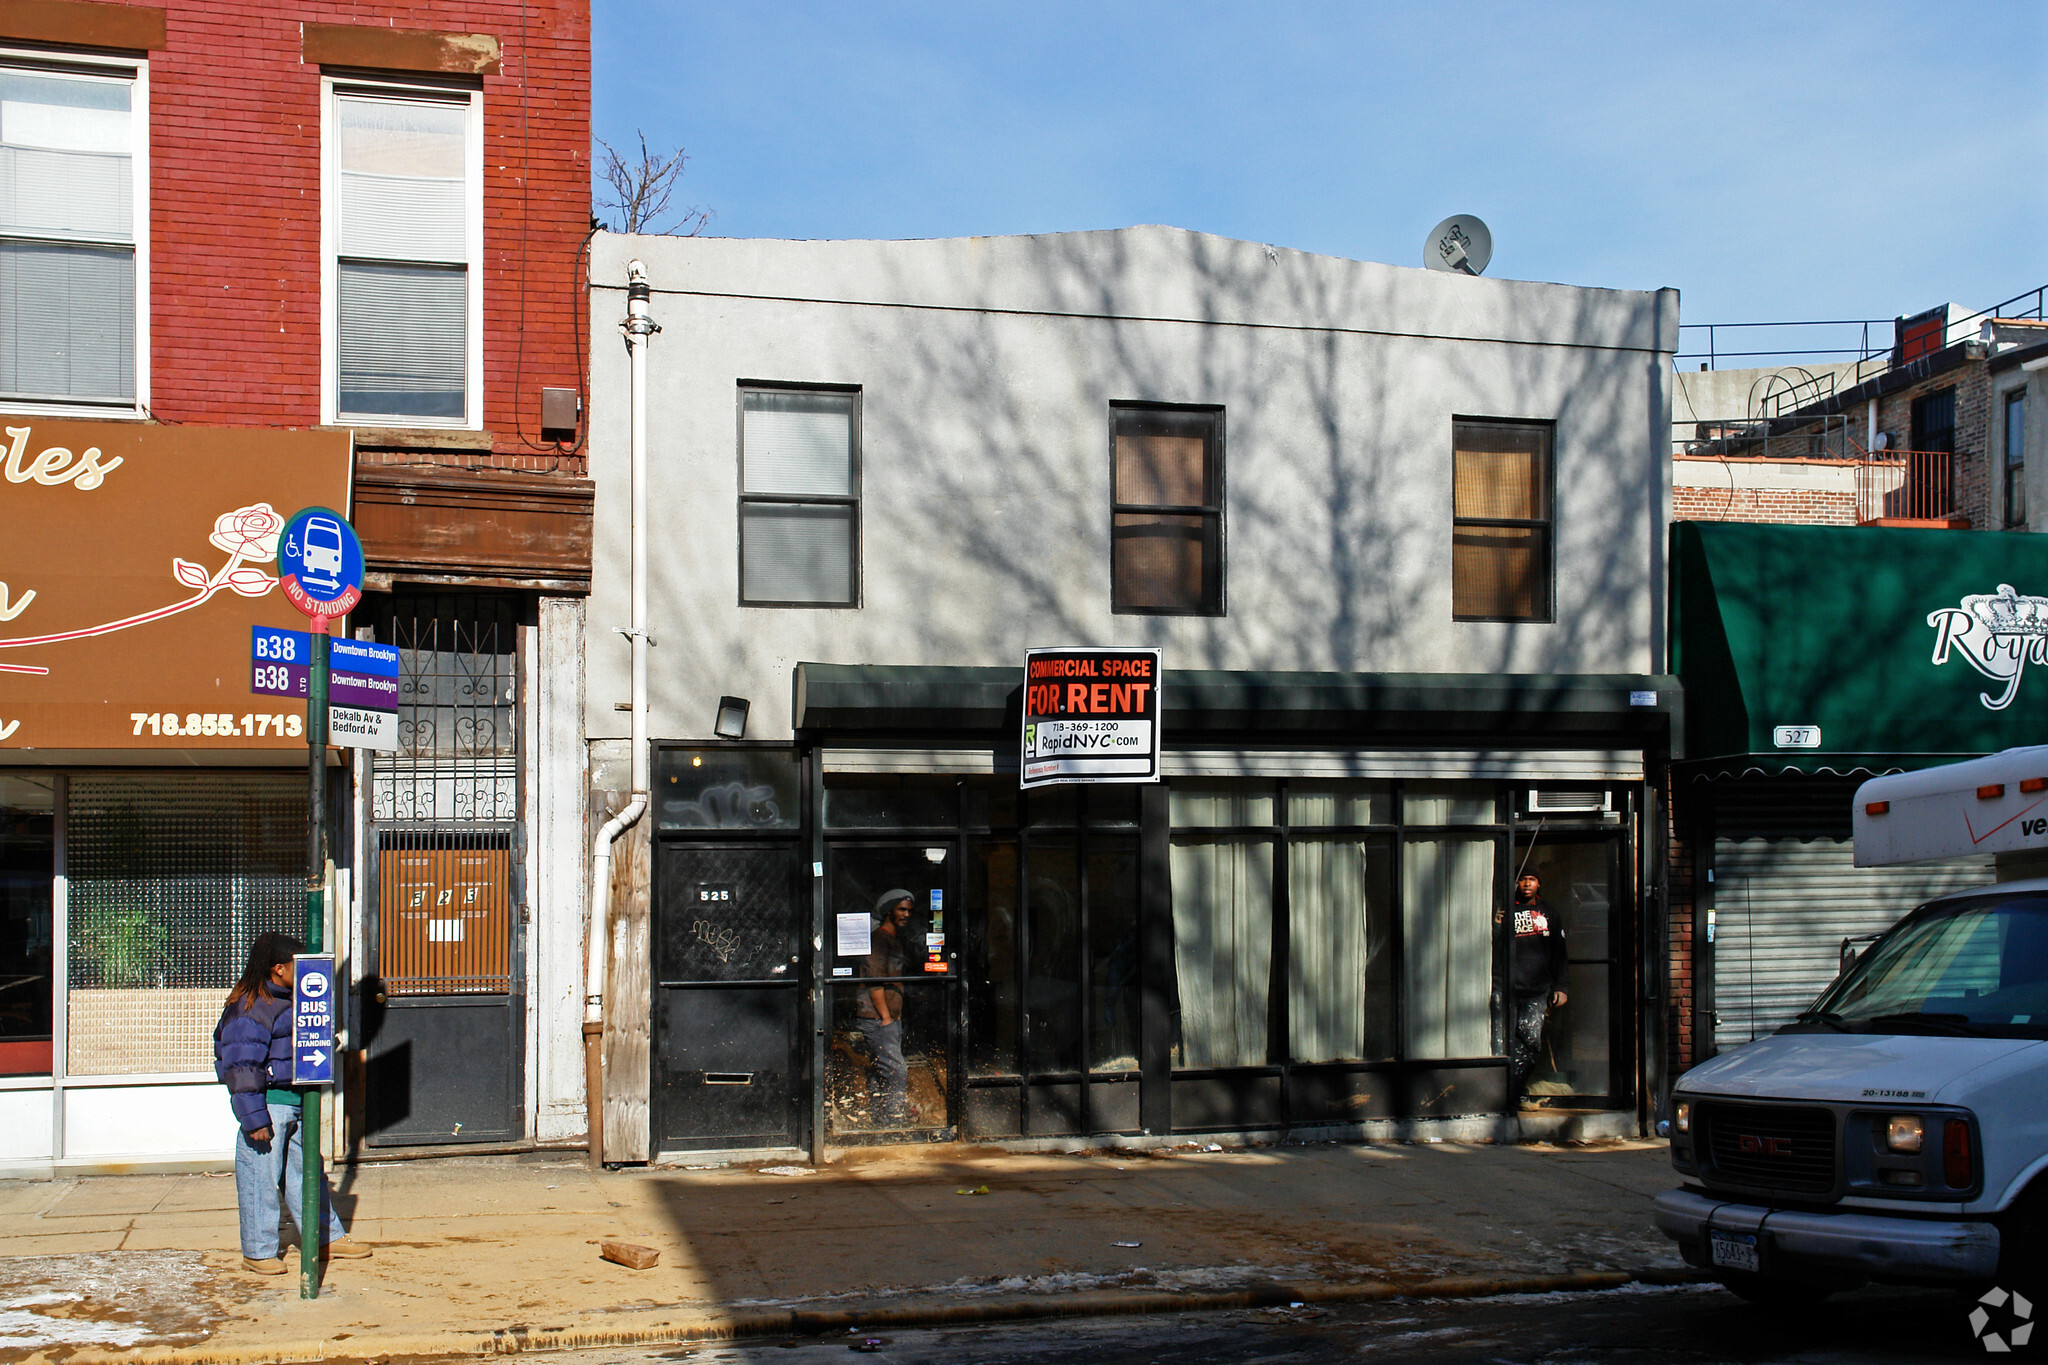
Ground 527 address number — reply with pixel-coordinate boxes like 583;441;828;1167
132;712;303;738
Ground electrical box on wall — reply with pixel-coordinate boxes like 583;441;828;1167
541;387;580;440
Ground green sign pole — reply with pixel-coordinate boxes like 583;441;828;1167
301;627;328;1300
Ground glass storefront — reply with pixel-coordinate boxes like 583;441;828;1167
0;774;54;1076
649;755;1639;1156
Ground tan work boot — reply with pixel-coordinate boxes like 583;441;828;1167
242;1256;286;1275
324;1238;372;1259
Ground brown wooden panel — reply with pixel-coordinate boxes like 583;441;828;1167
0;0;165;50
0;420;350;753
379;846;511;993
603;809;651;1163
302;21;501;76
352;466;593;587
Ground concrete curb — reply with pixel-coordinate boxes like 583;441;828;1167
67;1267;1711;1364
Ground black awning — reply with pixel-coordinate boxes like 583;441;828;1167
794;663;1678;745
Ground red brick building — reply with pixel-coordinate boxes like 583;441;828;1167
0;0;595;1172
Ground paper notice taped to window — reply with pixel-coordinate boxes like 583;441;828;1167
835;912;872;957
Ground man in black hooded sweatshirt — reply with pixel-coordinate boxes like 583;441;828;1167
1509;870;1569;1101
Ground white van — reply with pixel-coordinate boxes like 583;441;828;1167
1655;747;2048;1304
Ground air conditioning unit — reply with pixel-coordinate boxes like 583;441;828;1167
1524;789;1611;815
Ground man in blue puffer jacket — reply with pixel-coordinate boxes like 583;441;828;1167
213;932;369;1274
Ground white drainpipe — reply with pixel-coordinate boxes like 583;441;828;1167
586;259;656;1160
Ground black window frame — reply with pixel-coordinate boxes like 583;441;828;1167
1109;401;1226;617
2006;387;2027;530
736;381;863;609
1450;416;1556;624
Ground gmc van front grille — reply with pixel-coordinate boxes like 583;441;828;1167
1698;1101;1837;1196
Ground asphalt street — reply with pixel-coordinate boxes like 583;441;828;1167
480;1281;2008;1365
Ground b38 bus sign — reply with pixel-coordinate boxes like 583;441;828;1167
1020;647;1162;788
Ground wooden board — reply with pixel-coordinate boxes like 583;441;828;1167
602;804;651;1163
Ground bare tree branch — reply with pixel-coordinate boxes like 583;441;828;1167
595;131;711;236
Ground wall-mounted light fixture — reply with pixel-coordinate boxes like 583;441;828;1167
714;696;750;740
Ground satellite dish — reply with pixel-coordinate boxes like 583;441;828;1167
1424;215;1493;276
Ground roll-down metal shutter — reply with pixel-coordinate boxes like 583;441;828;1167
1708;776;1991;1050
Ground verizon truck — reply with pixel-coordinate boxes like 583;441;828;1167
1656;746;2048;1304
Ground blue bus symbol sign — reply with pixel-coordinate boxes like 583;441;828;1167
277;506;363;624
292;955;336;1086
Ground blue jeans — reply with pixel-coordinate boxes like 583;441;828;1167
235;1101;346;1259
856;1017;911;1125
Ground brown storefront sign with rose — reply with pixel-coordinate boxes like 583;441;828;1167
0;420;352;752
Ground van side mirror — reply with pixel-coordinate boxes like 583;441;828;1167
1840;939;1859;974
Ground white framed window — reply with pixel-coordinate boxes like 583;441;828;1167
321;77;483;428
0;50;149;416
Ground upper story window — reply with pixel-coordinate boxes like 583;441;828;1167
2007;388;2027;529
739;385;860;607
1452;418;1553;622
324;81;482;427
1111;403;1223;615
0;56;146;412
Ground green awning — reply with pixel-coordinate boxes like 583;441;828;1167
1671;521;2048;765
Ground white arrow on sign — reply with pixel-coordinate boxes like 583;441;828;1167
303;1052;325;1065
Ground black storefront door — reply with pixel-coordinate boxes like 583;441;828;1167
1519;831;1629;1102
823;842;963;1140
653;843;805;1152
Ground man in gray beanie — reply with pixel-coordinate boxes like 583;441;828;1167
858;888;915;1125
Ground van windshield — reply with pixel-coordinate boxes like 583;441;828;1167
1803;893;2048;1039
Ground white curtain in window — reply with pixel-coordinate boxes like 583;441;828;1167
1289;838;1370;1062
1169;836;1271;1068
743;395;854;495
740;504;853;603
1402;836;1495;1059
0;241;133;400
338;261;466;419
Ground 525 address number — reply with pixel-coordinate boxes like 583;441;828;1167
131;712;303;738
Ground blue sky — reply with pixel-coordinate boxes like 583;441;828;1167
593;1;2048;350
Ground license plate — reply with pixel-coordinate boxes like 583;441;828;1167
1710;1229;1760;1273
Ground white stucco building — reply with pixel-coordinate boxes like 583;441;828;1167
580;226;1680;1161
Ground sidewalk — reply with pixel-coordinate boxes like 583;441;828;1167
0;1138;1687;1364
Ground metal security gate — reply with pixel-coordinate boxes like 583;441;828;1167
1706;776;1990;1051
362;594;524;1147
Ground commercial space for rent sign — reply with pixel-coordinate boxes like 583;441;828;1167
1020;647;1162;788
0;420;353;751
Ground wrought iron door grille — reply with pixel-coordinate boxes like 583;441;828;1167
368;594;522;995
376;829;514;994
371;595;519;825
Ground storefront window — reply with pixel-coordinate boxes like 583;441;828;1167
1088;836;1140;1071
1024;838;1081;1073
1288;834;1396;1062
655;747;799;831
1402;782;1499;825
1170;782;1274;828
1401;835;1496;1059
1287;780;1389;827
968;838;1018;1077
66;774;305;1076
1171;832;1272;1067
825;776;957;830
0;774;54;1076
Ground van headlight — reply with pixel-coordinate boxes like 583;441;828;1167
1674;1100;1690;1134
1886;1115;1925;1153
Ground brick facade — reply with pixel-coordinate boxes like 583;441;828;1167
128;1;590;473
1670;478;1857;524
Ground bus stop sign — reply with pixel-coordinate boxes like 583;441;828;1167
276;506;363;626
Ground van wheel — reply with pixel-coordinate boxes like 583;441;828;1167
1716;1271;1834;1307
